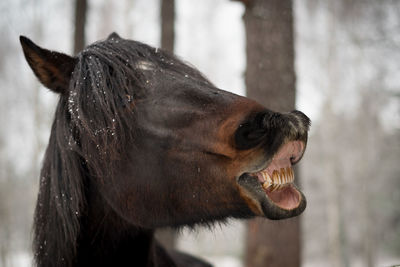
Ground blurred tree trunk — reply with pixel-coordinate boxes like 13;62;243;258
237;0;301;266
74;0;87;54
156;0;177;250
161;0;175;52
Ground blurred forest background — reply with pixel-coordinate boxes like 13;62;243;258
0;0;399;266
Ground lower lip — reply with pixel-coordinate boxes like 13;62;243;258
264;183;301;210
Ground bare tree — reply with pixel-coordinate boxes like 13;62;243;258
161;0;175;52
234;0;301;266
155;0;177;250
74;0;87;54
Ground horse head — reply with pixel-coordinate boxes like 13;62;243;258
21;32;310;265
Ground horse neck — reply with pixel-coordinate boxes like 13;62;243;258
75;183;161;266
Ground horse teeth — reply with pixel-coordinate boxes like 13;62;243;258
282;169;286;183
272;170;279;184
259;167;295;191
266;172;272;183
262;181;271;190
269;185;274;191
271;184;279;191
281;168;287;183
290;168;294;182
263;171;272;187
262;171;267;182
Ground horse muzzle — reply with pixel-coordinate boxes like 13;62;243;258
236;110;310;220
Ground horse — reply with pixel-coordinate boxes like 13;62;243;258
20;32;310;267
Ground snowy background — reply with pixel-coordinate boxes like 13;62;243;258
0;0;399;266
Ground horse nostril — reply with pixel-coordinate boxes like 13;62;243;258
235;125;261;150
235;114;270;150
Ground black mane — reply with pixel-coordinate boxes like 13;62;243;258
34;36;212;266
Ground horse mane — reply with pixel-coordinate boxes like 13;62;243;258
33;36;212;266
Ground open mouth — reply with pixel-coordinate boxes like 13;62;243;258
238;140;307;219
251;141;304;211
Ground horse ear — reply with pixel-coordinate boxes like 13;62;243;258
107;32;121;40
19;36;77;94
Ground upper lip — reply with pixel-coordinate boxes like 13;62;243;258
240;140;305;176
